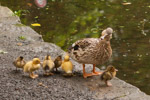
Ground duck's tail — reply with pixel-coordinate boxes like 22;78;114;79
66;71;73;76
67;70;72;74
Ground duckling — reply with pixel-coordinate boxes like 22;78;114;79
23;57;41;79
100;65;118;86
13;56;26;71
68;27;113;78
54;56;62;72
61;55;73;76
42;55;55;76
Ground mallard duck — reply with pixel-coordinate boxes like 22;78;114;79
61;55;73;76
54;56;62;72
68;27;113;78
13;56;26;71
42;55;55;76
23;57;41;79
100;65;118;86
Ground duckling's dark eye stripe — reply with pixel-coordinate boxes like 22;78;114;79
74;45;79;50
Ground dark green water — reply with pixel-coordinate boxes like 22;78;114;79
1;0;150;94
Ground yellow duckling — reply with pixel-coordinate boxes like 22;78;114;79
100;65;118;86
23;57;41;79
13;56;26;71
54;56;62;72
61;55;73;76
42;55;55;76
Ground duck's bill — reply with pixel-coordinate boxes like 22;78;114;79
100;34;107;40
115;69;118;71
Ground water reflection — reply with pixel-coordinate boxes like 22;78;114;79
1;0;150;94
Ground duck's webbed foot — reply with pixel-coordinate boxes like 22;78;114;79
92;71;102;75
83;64;102;78
92;64;102;75
44;71;54;76
30;72;38;79
83;73;94;78
105;81;112;87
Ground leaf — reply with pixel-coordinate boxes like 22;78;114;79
38;82;48;88
135;71;140;74
0;50;8;54
34;16;39;19
122;2;132;5
17;43;23;46
18;36;26;40
119;26;125;28
31;23;41;26
27;3;32;7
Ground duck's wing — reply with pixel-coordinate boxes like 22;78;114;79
68;38;99;52
68;38;101;63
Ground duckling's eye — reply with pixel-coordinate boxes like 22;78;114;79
74;45;79;50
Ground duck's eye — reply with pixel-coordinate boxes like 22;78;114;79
20;56;23;60
74;45;79;50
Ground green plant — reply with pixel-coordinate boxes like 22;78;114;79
14;24;25;27
18;36;26;40
13;10;29;17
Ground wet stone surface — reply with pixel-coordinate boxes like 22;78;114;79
0;6;150;100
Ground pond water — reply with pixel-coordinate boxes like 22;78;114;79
1;0;150;95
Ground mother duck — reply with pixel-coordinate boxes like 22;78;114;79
68;27;113;78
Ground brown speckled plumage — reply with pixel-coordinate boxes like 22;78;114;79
100;65;117;86
13;56;26;70
101;65;117;81
54;56;62;72
68;28;113;65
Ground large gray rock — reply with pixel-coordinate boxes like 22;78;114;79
0;6;14;18
0;6;150;100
